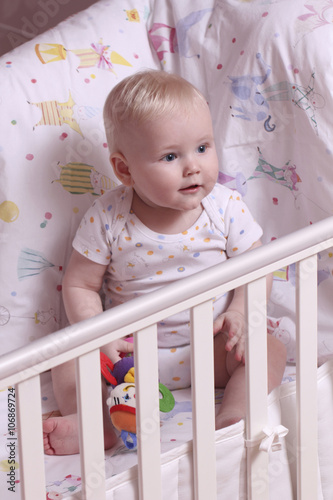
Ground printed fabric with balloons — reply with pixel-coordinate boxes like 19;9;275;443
1;0;332;363
0;0;333;498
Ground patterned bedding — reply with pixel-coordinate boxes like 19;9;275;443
1;0;333;498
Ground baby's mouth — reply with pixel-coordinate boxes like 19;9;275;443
180;184;200;192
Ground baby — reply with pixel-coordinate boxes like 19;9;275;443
43;70;286;455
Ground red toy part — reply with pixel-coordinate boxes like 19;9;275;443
100;352;117;386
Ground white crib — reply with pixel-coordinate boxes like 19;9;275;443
1;0;333;499
1;216;332;499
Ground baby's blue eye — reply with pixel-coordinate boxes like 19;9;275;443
163;153;176;162
198;145;206;153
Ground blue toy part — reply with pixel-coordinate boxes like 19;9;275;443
121;430;137;450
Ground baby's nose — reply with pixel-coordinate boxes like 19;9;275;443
184;160;200;176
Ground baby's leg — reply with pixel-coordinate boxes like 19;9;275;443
214;332;246;428
214;332;287;429
43;360;117;455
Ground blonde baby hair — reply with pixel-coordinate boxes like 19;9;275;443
103;70;207;154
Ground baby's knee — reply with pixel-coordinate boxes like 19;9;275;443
213;332;230;387
226;350;242;378
269;333;287;354
267;334;287;370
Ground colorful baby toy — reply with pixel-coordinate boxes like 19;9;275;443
100;349;175;450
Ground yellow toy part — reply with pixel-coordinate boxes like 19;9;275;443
124;367;135;383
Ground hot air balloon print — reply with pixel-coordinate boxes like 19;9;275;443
262;72;325;135
35;43;66;64
218;148;301;197
148;23;177;61
17;248;62;281
248;148;301;192
35;39;132;74
52;162;115;196
149;8;212;61
0;306;57;326
28;91;82;135
0;200;19;223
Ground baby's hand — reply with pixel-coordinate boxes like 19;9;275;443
213;310;246;363
104;338;134;364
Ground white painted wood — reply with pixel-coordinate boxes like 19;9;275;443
190;301;217;500
134;324;162;500
296;256;318;499
245;277;269;500
1;221;333;391
0;218;332;500
76;350;106;500
16;376;45;500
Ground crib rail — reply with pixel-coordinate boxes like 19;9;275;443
1;216;333;499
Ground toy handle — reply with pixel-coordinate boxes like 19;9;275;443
100;352;118;385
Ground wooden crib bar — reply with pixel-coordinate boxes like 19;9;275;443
245;277;269;500
76;350;106;500
134;324;162;500
16;376;45;500
1;217;333;499
190;301;217;500
296;256;318;499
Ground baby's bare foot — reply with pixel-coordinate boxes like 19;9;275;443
43;414;81;455
43;413;118;455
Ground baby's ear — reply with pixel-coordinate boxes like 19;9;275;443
110;153;133;186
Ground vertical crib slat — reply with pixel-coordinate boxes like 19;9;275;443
296;256;318;499
16;376;46;500
190;301;217;500
134;324;162;500
76;349;106;500
245;277;269;500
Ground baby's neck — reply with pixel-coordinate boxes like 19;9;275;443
131;191;203;234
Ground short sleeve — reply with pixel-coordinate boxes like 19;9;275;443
223;191;263;257
73;199;112;265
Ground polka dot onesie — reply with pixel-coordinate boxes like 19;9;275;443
73;183;262;388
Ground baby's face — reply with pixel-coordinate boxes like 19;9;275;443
120;101;219;215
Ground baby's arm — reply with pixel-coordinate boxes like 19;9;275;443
62;250;133;362
213;240;272;362
63;250;107;323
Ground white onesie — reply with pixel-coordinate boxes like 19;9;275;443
73;183;262;388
